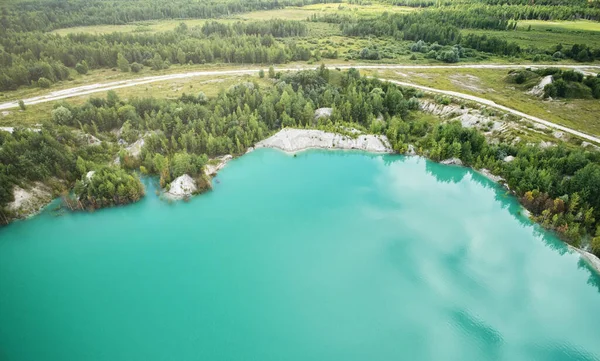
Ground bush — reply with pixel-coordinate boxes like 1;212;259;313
37;77;51;88
18;100;26;111
437;50;459;63
75;61;89;74
130;62;143;73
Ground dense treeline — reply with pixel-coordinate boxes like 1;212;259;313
479;0;598;8
0;0;340;34
0;20;313;91
200;20;308;37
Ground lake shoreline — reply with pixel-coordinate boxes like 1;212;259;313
4;128;600;276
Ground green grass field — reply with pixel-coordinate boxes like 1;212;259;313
464;26;600;50
516;20;600;33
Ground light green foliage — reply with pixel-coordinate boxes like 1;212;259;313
75;167;144;209
51;106;73;125
75;60;89;75
37;77;51;88
117;53;130;72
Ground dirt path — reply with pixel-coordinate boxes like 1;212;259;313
2;63;599;143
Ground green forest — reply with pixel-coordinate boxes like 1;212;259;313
2;0;600;91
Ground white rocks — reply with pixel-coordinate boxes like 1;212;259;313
406;144;416;156
0;126;41;134
314;107;333;119
166;174;197;199
254;128;393;153
83;134;102;146
527;75;553;97
581;141;600;150
479;168;504;183
440;158;463;166
503;155;515;163
85;171;96;181
420;101;465;118
420;100;503;133
126;138;145;158
205;155;233;176
7;183;52;218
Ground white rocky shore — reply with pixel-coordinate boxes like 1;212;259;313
253;128;393;153
204;155;233;176
164;155;234;199
165;174;197;200
6;183;53;220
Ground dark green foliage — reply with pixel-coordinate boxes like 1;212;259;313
74;167;144;209
540;69;599;99
75;61;89;75
37;77;51;89
0;19;317;91
0;128;78;205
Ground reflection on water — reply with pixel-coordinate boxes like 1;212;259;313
1;149;599;361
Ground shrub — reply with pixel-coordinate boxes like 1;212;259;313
130;62;143;73
75;61;89;75
37;77;51;88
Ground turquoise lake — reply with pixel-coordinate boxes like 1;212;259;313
1;148;600;361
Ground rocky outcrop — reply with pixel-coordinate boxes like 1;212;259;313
441;158;463;166
126;138;145;158
255;128;393;153
479;168;504;183
314;107;333;119
527;75;553;97
165;175;197;199
7;183;53;219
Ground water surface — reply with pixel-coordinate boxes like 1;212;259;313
1;149;600;361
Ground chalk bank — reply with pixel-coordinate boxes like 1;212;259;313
254;128;393;154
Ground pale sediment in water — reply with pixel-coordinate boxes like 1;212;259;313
568;245;600;274
254;128;393;153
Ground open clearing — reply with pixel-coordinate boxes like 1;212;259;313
464;27;600;49
516;20;600;32
376;67;600;137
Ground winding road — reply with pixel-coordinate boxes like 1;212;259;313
1;63;599;143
